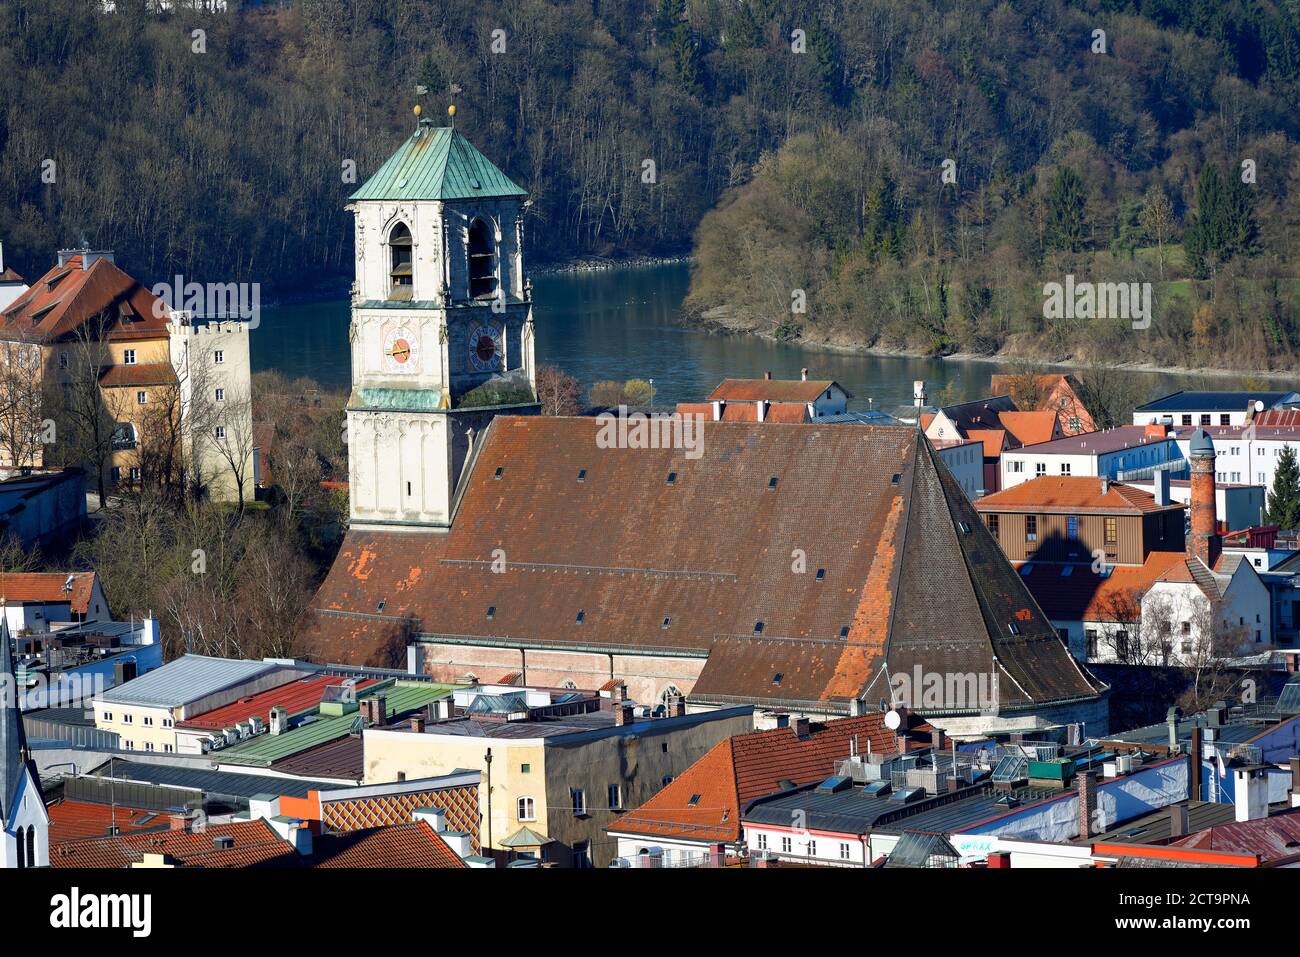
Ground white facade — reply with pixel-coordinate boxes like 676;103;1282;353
346;185;535;531
1134;393;1300;428
0;764;48;869
1174;431;1300;499
168;316;255;502
1002;436;1183;490
1126;478;1264;532
740;823;868;867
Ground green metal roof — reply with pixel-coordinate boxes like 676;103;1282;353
349;387;448;413
215;681;452;768
351;122;526;202
501;825;553;847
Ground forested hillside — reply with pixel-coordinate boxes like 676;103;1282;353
685;0;1300;369
1;0;1298;374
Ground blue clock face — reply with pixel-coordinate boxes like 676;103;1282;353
468;321;502;372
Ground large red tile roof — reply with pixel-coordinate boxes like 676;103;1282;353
611;714;918;843
0;255;169;344
976;477;1182;515
0;571;97;615
47;800;169;845
708;378;841;403
305;417;1103;711
310;821;466;868
49;819;296;869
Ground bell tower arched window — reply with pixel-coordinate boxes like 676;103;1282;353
468;218;498;299
388;223;413;301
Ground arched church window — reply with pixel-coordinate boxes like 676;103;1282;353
389;223;413;301
467;218;498;299
16;826;26;868
25;824;35;867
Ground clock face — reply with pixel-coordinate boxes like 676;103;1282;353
383;324;419;373
468;321;502;372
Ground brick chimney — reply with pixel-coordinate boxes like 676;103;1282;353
1187;429;1220;568
1077;769;1097;839
410;713;426;733
793;716;811;738
615;704;635;726
1169;803;1189;837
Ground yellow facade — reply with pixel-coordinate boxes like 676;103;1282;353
92;701;180;755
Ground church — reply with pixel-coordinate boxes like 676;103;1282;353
2;613;48;869
306;112;1109;738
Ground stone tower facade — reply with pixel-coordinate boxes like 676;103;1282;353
344;117;538;531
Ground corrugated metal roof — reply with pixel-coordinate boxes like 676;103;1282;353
91;760;336;799
215;682;451;767
1136;391;1293;413
350;123;526;202
97;655;281;708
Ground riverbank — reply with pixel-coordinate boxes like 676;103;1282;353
685;304;1294;384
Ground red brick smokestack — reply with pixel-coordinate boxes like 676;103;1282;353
1187;429;1220;568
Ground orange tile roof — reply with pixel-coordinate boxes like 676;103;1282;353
611;714;911;843
177;673;378;731
708;378;841;403
998;410;1060;447
310;821;466;868
975;477;1182;515
964;428;1007;458
99;363;178;388
0;571;97;615
0;255;169;344
1014;551;1187;621
47;800;169;844
49;819;296;869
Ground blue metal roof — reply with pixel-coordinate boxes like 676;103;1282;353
1135;390;1293;413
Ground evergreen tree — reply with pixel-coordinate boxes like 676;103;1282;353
863;169;905;260
1184;162;1258;278
1045;166;1088;252
1266;446;1300;531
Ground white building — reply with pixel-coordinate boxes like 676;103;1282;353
1001;425;1185;490
344;114;537;531
1171;412;1300;500
168;315;255;503
1133;390;1300;428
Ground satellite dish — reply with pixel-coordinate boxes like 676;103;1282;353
884;709;902;730
1255;400;1265;412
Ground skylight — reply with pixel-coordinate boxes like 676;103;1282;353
666;472;677;486
577;468;587;482
486;606;496;620
493;467;504;480
753;621;764;634
815;568;826;581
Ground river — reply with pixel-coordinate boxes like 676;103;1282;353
253;261;1199;409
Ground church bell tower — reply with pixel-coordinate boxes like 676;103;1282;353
345;106;538;531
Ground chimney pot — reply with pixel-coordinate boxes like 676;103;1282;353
793;716;810;738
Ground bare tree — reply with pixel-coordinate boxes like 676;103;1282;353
48;317;117;507
0;340;48;469
535;363;583;415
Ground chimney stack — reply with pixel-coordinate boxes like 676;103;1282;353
793;716;810;738
1169;803;1189;837
1187;429;1220;568
800;368;808;381
931;727;944;752
615;704;635;726
410;713;426;733
1154;468;1170;507
1077;769;1097;839
756;400;767;423
764;370;772;380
